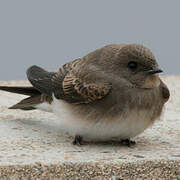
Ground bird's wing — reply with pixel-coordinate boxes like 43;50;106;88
27;60;112;104
26;65;56;96
56;71;112;104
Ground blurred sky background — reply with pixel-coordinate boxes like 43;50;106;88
0;0;179;80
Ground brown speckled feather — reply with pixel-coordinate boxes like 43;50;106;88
62;72;111;104
27;59;112;104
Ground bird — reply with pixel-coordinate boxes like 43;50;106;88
0;44;170;146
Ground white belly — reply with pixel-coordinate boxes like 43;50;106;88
51;96;155;141
35;102;52;112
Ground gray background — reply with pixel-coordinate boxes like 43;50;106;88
0;0;179;80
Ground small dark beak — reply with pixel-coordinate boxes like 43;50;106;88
147;67;163;74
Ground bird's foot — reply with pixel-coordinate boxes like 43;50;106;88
121;139;136;147
73;135;84;145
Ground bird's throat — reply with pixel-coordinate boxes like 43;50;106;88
141;75;160;89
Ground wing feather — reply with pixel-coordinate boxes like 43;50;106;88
26;59;112;104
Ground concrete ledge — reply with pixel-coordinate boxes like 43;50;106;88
0;76;180;179
0;161;179;179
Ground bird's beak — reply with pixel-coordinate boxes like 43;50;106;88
147;67;163;74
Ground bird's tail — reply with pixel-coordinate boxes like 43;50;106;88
0;86;42;110
0;86;40;96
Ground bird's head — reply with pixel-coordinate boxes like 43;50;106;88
110;44;163;89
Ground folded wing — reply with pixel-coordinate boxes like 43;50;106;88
27;60;112;104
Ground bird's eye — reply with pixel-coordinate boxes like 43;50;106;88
127;61;138;70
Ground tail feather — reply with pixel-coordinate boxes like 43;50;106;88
0;86;41;96
0;86;42;111
9;95;41;110
0;85;52;111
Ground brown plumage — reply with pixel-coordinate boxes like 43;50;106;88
0;44;170;145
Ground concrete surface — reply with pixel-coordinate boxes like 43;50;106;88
0;76;179;179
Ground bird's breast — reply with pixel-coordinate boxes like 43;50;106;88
51;95;162;141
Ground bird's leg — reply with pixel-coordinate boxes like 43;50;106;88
73;135;84;145
121;139;136;147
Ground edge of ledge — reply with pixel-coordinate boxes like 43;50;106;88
0;160;180;179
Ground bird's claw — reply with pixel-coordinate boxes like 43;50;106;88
121;139;136;147
73;135;84;145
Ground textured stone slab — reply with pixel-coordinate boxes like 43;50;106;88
0;76;179;179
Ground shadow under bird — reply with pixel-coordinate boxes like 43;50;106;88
0;44;170;146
